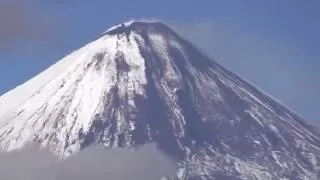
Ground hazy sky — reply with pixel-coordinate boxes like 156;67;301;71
0;0;319;122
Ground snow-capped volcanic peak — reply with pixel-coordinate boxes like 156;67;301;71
0;20;320;179
0;21;183;154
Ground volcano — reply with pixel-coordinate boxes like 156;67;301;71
0;20;319;180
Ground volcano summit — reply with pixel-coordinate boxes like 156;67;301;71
0;21;319;180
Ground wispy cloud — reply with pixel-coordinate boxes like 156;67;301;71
0;143;177;180
0;0;66;49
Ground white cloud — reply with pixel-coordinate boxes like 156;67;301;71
0;143;177;180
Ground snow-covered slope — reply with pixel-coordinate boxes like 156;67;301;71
0;21;320;180
0;50;78;118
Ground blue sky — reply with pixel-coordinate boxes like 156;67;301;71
0;0;319;121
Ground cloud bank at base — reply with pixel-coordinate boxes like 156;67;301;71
0;143;177;180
